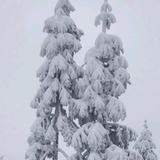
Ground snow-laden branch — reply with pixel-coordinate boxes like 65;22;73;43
80;63;86;68
40;150;49;160
58;148;70;160
39;148;70;160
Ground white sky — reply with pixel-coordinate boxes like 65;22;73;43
0;0;160;159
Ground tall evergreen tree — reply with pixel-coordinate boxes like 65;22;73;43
25;0;84;160
69;0;142;160
134;121;158;160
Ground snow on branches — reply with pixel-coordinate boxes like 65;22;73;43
55;0;75;16
102;145;143;160
103;145;127;160
26;0;84;159
88;152;102;160
107;96;126;122
68;1;138;160
134;121;158;160
57;115;77;146
95;0;116;32
88;122;110;151
26;0;145;160
71;122;110;152
126;150;143;160
70;31;130;125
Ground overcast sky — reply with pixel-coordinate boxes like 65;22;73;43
0;0;160;159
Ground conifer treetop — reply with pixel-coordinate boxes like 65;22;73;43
144;120;148;129
95;0;116;32
43;0;83;38
55;0;75;16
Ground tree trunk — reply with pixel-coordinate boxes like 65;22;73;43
102;21;106;33
53;127;59;160
52;100;62;160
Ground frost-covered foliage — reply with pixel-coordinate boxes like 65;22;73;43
126;150;143;160
69;0;131;128
104;123;137;149
103;145;128;160
134;121;158;160
69;0;130;126
72;122;110;152
26;0;84;160
26;0;141;160
69;1;137;160
95;0;116;32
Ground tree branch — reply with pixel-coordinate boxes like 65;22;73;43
82;149;90;159
40;150;50;160
58;148;70;160
80;63;86;68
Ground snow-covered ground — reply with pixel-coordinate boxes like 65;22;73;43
0;0;160;159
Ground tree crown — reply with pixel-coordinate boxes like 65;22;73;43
95;0;116;32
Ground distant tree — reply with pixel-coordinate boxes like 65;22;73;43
25;0;84;160
134;121;158;160
69;0;141;160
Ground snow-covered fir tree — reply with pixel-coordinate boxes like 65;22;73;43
134;121;158;160
25;0;84;160
69;0;142;160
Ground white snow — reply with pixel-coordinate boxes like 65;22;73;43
59;86;71;106
104;145;127;160
107;96;126;122
134;122;158;160
88;152;102;160
88;122;108;150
